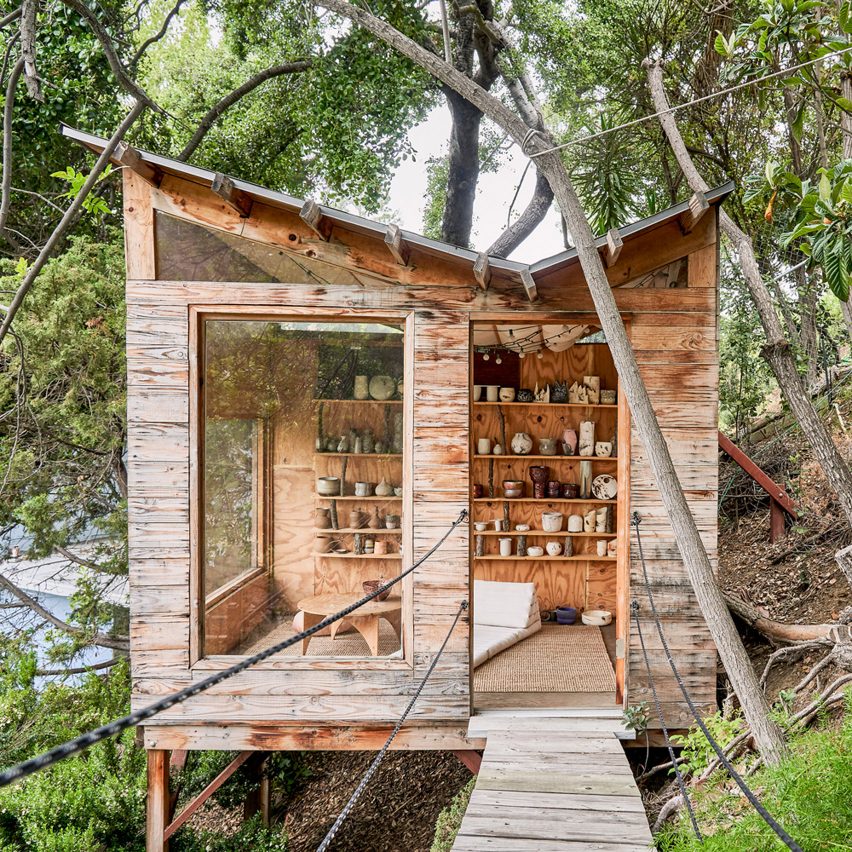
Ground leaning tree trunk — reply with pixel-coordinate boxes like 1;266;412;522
646;60;852;534
318;0;788;766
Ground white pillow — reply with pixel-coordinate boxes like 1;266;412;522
473;580;539;629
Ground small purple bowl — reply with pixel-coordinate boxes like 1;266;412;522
555;605;577;625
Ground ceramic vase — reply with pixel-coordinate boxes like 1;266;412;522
529;465;549;499
511;432;533;455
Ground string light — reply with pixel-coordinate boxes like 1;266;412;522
482;352;489;361
495;354;502;364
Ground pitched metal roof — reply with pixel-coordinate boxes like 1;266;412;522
61;123;733;280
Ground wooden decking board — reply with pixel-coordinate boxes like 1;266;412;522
452;719;653;851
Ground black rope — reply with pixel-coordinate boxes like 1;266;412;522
631;599;703;841
316;599;468;852
631;513;803;852
0;509;468;788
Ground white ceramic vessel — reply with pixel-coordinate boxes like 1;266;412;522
541;511;563;532
546;541;562;556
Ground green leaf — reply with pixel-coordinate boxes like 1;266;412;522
819;172;832;204
837;97;852;113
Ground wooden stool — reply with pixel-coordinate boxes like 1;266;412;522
296;593;402;656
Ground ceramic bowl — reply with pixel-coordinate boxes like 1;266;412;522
555;606;577;625
317;476;341;496
394;487;403;497
581;609;613;627
527;546;544;557
502;479;524;498
363;579;391;601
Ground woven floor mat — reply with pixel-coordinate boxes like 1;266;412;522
474;624;616;693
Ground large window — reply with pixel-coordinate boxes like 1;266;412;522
201;318;406;658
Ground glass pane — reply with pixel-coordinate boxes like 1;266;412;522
202;318;406;658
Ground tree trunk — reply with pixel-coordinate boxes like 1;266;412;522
486;168;554;257
724;591;838;642
646;60;852;534
318;0;788;766
443;89;483;247
841;70;852;160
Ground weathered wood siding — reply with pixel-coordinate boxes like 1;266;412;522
125;170;719;742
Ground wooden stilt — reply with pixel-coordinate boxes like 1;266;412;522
146;749;170;852
452;750;482;774
769;499;786;542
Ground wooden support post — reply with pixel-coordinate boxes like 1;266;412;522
452;750;482;774
211;173;253;218
243;753;269;822
167;749;188;822
146;749;170;852
300;199;332;240
679;190;709;234
473;252;491;290
384;224;410;265
114;141;163;186
519;267;538;302
604;228;623;267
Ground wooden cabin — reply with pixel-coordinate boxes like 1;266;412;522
65;126;727;845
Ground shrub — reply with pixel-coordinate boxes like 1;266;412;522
431;778;475;852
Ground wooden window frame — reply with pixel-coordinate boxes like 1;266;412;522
189;305;415;672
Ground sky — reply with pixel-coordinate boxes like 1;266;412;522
387;103;566;263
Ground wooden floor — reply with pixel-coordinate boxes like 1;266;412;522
453;715;654;851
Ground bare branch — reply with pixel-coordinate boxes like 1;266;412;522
0;99;147;345
56;545;117;574
129;0;188;72
178;60;312;161
0;8;22;28
486;166;553;257
1;57;24;237
36;657;120;676
20;0;41;101
0;571;129;651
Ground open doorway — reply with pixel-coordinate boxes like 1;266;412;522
469;318;629;710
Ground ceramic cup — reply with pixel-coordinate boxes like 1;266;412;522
538;438;558;456
354;481;374;497
499;537;513;557
474;521;489;532
477;437;491;455
499;387;516;402
374;540;388;556
541;511;563;532
493;519;505;532
385;514;401;529
473;384;483;402
317;476;341;496
472;483;484;498
597;539;608;556
486;385;500;402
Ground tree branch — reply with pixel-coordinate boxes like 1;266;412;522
20;0;41;101
0;99;147;345
178;60;312;162
486;166;553;257
0;57;24;237
0;571;129;651
36;656;120;676
0;8;22;28
129;0;188;72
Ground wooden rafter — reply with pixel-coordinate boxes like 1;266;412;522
519;267;538;302
384;223;410;265
211;173;253;218
300;199;332;241
113;141;163;187
473;253;491;290
679;191;709;235
604;228;623;268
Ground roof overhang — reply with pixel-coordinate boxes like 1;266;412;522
61;123;733;291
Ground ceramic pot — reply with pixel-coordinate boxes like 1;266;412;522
493;444;504;455
317;476;341;496
555;606;577;625
315;536;333;553
516;388;535;403
546;480;561;499
493;519;505;531
515;524;530;532
374;540;389;556
385;514;401;529
538;438;558;456
561;429;578;456
529;465;549;499
601;389;617;405
315;508;332;528
562;483;579;499
551;381;568;403
503;480;524;499
375;478;394;497
477;437;491;455
361;429;375;454
349;510;368;529
499;537;513;557
546;540;563;557
473;384;483;402
474;521;488;532
597;539;608;556
472;483;484;499
369;507;383;529
353;375;369;400
511;432;534;455
527;546;544;557
499;387;516;402
541;511;563;532
486;385;500;402
354;481;374;497
393;487;403;497
363;579;390;601
567;514;584;532
369;375;396;400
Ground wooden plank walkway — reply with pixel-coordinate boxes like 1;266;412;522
453;715;653;851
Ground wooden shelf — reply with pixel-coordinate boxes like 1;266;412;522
473;401;617;409
472;530;616;537
472;497;616;504
315;452;402;458
472;454;617;461
315;495;403;501
474;555;617;562
314;398;402;405
314;527;402;534
313;552;402;559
